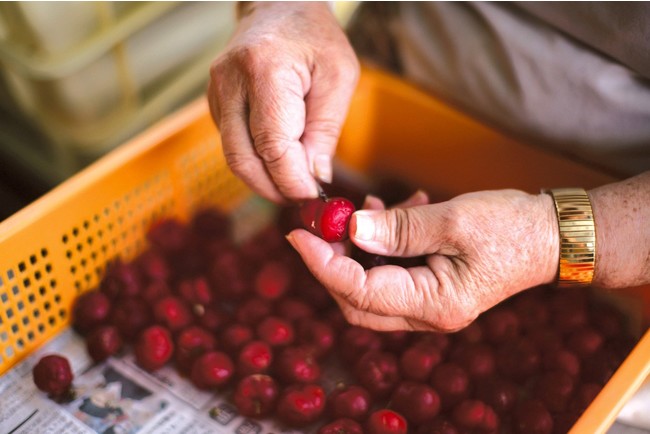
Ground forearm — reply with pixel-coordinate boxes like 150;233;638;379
589;171;650;288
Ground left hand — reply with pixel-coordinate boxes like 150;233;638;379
286;189;559;332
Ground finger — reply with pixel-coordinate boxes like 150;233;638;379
362;195;385;211
302;60;359;184
288;228;472;332
349;204;446;257
287;228;429;319
208;68;284;203
392;190;429;209
330;293;432;332
248;68;319;200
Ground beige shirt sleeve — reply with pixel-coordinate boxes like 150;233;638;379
379;2;650;176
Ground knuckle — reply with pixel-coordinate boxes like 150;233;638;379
253;132;291;164
385;208;414;256
342;55;361;82
441;202;470;241
223;151;256;179
343;311;363;327
305;118;341;142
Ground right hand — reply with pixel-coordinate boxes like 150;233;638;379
208;2;360;203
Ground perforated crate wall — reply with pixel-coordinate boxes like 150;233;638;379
0;100;250;375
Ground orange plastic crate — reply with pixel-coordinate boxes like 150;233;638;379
0;64;648;433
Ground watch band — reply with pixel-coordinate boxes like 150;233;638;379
545;188;596;287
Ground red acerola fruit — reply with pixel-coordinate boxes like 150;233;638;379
430;363;471;410
381;330;412;353
481;307;520;344
174;325;217;375
365;409;408;434
453;321;484;344
190;207;231;241
512;399;554;434
86;325;123;363
413;331;451;354
153;295;193;332
274;345;321;384
256;316;295;347
511;289;550;331
528;328;563;354
568;382;602;413
496;337;541;383
33;354;74;398
390;381;441;426
355;351;401;399
237;340;273;376
416;417;459;434
318;418;364;434
135;249;170;283
135;325;174;372
72;290;112;334
190;351;234;390
566;326;604;359
254;261;291;300
399;343;443;382
209;248;251;300
589;304;624;339
542;348;581;378
451;342;496;380
219;323;254;356
474;376;519;415
233;374;280;419
340;326;383;364
177;276;214;308
197;305;232;334
100;259;143;300
451;399;499;432
327;385;373;422
140;280;172;305
110;296;153;342
146;217;191;254
274;297;315;323
549;291;588;332
295;318;335;359
300;197;356;242
277;383;326;427
235;297;273;326
534;370;576;413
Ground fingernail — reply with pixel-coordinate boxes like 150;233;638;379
314;154;332;184
353;211;375;241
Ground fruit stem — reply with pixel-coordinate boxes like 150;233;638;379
317;184;328;202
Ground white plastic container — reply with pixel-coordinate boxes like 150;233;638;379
0;1;235;177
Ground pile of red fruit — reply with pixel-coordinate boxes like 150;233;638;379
56;199;636;434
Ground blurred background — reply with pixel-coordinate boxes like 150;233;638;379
0;1;358;221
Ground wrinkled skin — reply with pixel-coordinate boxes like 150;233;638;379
287;190;558;332
208;2;359;203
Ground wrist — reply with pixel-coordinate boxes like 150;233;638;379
536;192;561;286
589;171;650;288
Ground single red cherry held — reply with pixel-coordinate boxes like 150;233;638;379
300;196;356;242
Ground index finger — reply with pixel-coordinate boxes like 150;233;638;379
248;69;319;201
286;228;436;320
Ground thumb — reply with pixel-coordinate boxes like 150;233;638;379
350;205;443;257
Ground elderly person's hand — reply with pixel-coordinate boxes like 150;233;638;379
286;190;559;332
208;2;360;203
